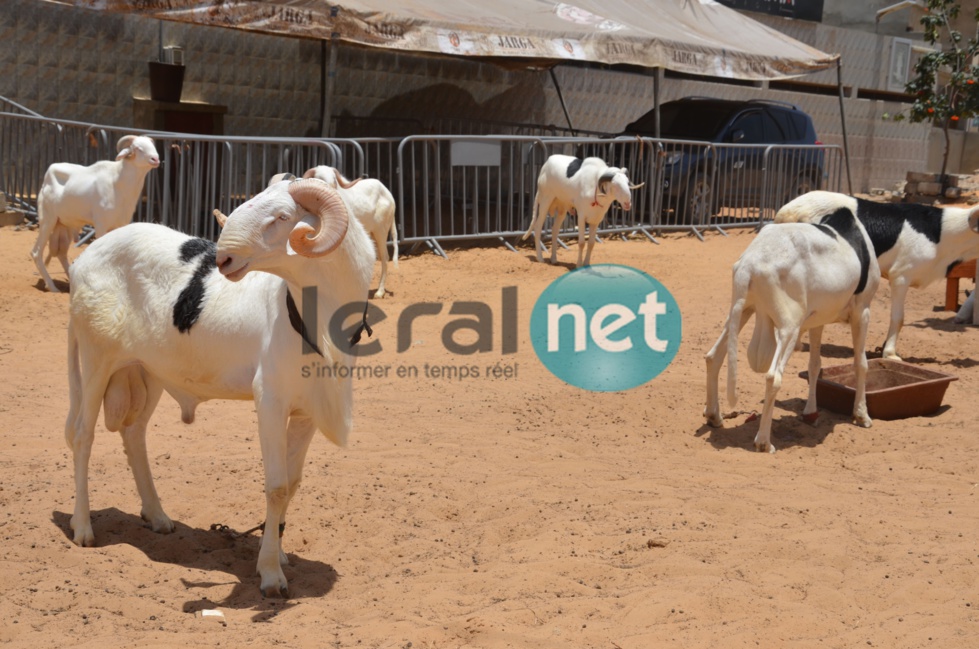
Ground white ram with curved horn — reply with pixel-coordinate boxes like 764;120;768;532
64;177;375;598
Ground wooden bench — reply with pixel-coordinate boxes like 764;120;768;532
945;259;977;311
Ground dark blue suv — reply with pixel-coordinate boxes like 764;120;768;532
620;97;825;225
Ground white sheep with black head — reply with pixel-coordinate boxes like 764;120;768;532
521;154;642;268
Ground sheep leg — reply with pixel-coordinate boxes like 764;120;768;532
703;319;730;428
581;221;598;268
531;198;546;263
802;325;823;422
373;230;389;299
850;305;873;428
278;415;317;566
549;211;566;264
256;399;292;598
575;216;587;268
704;307;752;427
756;327;798;453
881;279;908;361
45;223;72;276
118;374;174;534
30;214;62;292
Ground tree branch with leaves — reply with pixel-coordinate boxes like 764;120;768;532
886;0;979;180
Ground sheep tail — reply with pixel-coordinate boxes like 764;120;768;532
521;195;541;241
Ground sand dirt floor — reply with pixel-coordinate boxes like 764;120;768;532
1;216;978;648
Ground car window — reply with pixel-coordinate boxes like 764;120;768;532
655;102;739;140
770;109;807;141
728;111;781;144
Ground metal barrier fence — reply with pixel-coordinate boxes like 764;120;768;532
1;109;842;255
0;111;361;239
395;135;844;252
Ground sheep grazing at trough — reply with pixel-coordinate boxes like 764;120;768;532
521;154;642;268
704;208;880;453
31;134;160;292
303;165;398;298
65;177;375;597
775;191;979;360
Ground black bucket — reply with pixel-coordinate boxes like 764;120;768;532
148;61;185;103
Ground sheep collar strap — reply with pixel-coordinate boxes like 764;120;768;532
284;289;373;355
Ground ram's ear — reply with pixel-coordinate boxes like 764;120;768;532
268;172;296;187
969;207;979;234
596;170;616;196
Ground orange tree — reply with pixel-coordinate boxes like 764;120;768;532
896;0;979;180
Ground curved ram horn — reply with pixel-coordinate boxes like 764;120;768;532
629;182;646;190
115;134;136;153
115;134;137;160
212;209;228;228
287;178;350;258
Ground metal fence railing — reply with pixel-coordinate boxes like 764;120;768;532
1;111;359;239
1;107;843;255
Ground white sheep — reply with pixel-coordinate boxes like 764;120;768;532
303;165;398;298
30;134;160;292
64;177;375;597
521;154;641;268
704;208;880;453
776;191;979;359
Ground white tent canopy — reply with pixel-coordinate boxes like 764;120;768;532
45;0;838;80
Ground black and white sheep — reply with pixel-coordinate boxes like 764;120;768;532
521;154;641;268
776;191;979;359
31;134;160;292
705;208;880;453
64;177;375;597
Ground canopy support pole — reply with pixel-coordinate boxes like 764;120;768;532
321;32;339;138
653;67;662;138
836;58;853;194
549;67;576;136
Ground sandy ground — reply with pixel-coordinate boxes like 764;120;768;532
1;219;979;649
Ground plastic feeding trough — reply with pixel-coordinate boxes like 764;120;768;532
801;359;958;421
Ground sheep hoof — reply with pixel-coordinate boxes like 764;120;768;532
71;519;95;547
260;578;289;599
801;411;819;425
754;441;776;454
704;411;723;428
141;510;175;534
853;414;873;429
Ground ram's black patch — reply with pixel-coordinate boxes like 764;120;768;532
812;207;872;295
173;238;217;333
179;237;214;263
855;197;943;256
566;157;583;178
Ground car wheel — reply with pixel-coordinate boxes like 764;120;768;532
679;173;715;226
785;172;819;203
